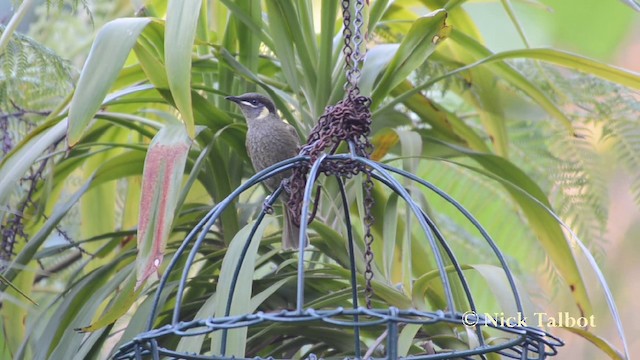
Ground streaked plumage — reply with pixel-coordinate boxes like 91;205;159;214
226;93;304;249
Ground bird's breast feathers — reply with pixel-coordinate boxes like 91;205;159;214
247;123;299;170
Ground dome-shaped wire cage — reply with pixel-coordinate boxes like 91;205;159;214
114;1;563;358
113;141;563;359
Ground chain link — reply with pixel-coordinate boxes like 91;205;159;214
363;169;375;309
350;0;365;89
287;0;375;309
288;94;373;222
342;0;366;93
346;0;375;311
341;0;353;92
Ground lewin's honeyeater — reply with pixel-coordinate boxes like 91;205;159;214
226;93;305;250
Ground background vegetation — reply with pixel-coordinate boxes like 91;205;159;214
1;0;639;359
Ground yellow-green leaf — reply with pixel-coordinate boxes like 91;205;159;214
75;273;141;332
211;219;273;357
477;48;640;90
420;139;593;317
165;0;202;138
0;274;37;306
372;9;450;107
560;326;626;360
68;18;151;145
0;119;66;207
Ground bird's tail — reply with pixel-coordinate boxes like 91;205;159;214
282;208;305;250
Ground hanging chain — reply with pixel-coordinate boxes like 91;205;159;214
288;0;375;309
344;0;375;311
362;171;375;309
342;0;364;93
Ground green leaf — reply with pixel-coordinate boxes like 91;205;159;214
270;1;317;94
0;119;66;207
421;138;593;317
73;327;111;360
112;282;178;356
165;0;202;138
235;0;261;86
439;32;639;137
467;264;532;317
134;42;168;89
359;43;399;97
177;278;291;352
80;129;122;254
211;218;273;357
0;274;37;306
389;81;489;152
380;29;576;140
368;0;391;33
92;150;147;187
44;262;132;360
249;278;290;310
1;175;91;287
314;0;339;115
1;270;33;356
75;272;141;332
571;233;630;359
310;221;351;270
264;1;301;94
398;324;421;357
218;0;274;49
372;9;451;107
67;18;151;145
478;48;640;90
136;120;191;288
560;326;626;360
176;289;218;354
382;193;399;280
412;265;452;311
0;329;12;359
325;265;412;308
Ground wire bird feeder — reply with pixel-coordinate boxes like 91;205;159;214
115;1;563;359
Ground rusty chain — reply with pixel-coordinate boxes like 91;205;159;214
287;0;375;309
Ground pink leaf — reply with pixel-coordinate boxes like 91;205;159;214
136;122;191;289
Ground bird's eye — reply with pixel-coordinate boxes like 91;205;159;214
251;99;258;105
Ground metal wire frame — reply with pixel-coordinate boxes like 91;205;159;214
114;144;563;359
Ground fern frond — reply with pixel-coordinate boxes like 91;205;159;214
506;61;640;249
44;0;92;15
0;25;74;112
606;112;640;206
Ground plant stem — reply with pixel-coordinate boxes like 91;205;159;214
0;0;35;55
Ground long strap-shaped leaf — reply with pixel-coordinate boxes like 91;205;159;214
68;18;152;145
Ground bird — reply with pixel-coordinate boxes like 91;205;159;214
225;92;304;250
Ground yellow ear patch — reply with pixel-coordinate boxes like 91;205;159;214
256;107;270;120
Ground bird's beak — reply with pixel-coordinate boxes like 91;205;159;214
225;96;240;103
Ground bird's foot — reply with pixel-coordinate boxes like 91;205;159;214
281;178;291;195
262;198;275;215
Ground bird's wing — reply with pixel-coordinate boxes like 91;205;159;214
286;123;301;148
245;135;254;163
